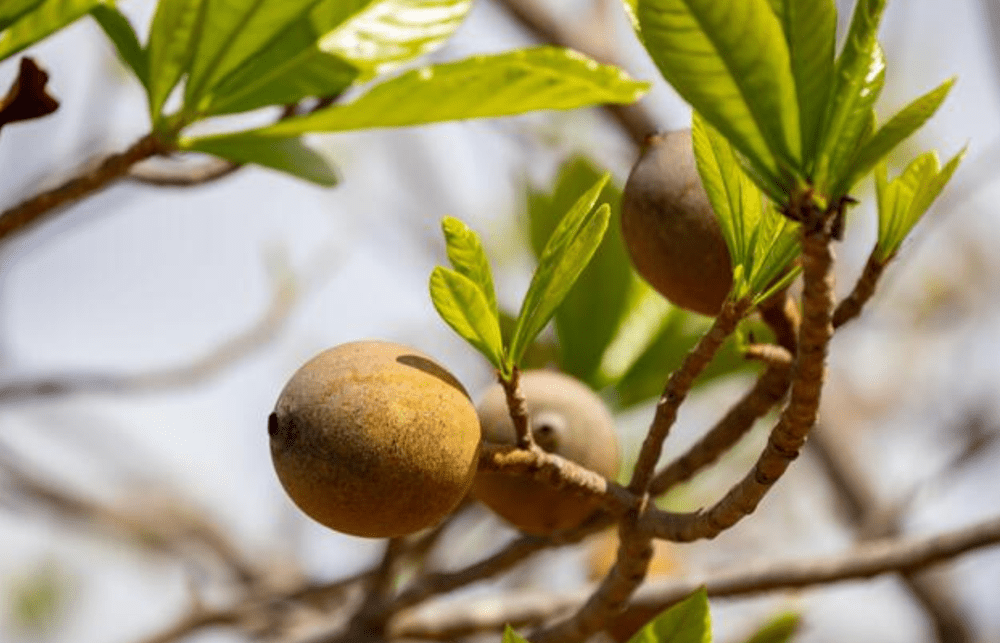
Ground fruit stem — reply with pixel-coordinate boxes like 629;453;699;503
499;366;535;450
627;297;753;495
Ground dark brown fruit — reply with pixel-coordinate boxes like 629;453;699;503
473;370;619;535
622;129;733;316
269;340;481;538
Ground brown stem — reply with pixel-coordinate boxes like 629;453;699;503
128;157;241;186
0;133;166;243
743;344;794;368
641;226;835;542
648;362;792;496
478;443;639;517
629;299;752;494
532;505;653;643
391;534;550;611
832;250;889;328
392;515;1000;641
759;290;800;352
500;367;535;449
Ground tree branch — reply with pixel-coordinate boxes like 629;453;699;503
0;133;166;244
391;515;1000;640
641;224;836;542
629;298;752;494
648;362;792;497
832;250;889;328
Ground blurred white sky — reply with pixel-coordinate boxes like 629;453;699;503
1;1;999;642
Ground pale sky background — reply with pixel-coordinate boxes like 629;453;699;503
1;1;999;642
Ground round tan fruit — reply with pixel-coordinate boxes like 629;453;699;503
269;340;481;538
473;370;619;535
622;129;733;316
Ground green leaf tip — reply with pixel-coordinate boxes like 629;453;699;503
692;112;800;307
441;215;500;321
627;586;711;643
875;145;966;262
429;266;506;373
503;624;532;643
510;174;612;365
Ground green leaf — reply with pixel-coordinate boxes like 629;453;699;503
692;112;799;303
813;0;887;197
0;0;104;62
503;625;532;643
526;158;636;386
844;77;956;191
181;133;338;185
875;147;965;261
202;0;372;112
441;217;499;320
183;0;326;111
318;0;472;83
627;587;711;643
509;175;611;365
637;0;801;193
778;0;836;167
0;0;45;32
429;267;505;371
147;0;206;123
251;47;649;136
740;612;801;643
205;38;358;115
90;6;148;89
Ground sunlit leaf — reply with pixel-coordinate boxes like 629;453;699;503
510;175;612;365
627;587;711;643
740;611;801;643
430;267;505;371
182;133;338;185
147;0;205;122
252;47;649;136
442;216;499;320
875;148;965;261
90;6;148;89
319;0;472;82
637;0;801;195
527;158;636;386
0;0;45;32
813;0;887;198
692;112;799;304
503;625;532;643
843;77;956;191
183;0;326;110
778;0;836;167
206;39;358;115
0;0;104;62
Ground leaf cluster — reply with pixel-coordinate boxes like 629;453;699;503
629;0;963;304
431;175;611;380
1;0;648;185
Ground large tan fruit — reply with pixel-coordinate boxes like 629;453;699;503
622;129;733;316
474;370;619;535
269;341;481;538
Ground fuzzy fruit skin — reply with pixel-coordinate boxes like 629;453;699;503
269;341;481;539
622;129;733;316
473;370;619;535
